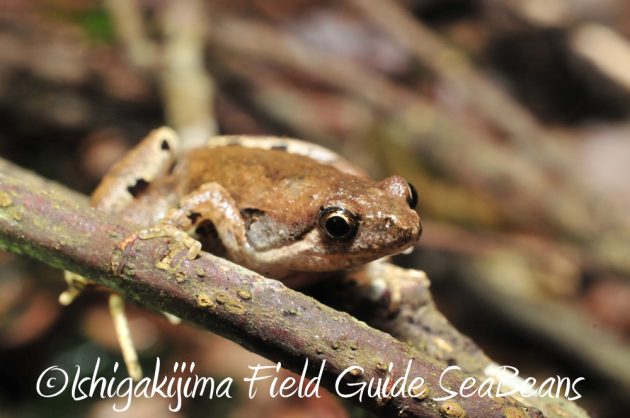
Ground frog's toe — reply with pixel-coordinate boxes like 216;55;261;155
185;239;202;260
137;224;202;271
58;289;79;306
137;225;168;240
59;271;92;305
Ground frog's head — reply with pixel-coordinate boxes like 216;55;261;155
249;174;421;280
310;175;422;269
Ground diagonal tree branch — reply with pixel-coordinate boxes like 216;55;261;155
313;264;590;418
0;157;543;418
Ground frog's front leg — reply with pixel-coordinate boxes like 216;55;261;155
138;182;250;271
347;259;428;313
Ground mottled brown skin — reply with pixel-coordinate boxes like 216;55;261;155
179;147;420;250
99;131;422;283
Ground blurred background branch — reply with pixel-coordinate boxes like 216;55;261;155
0;0;629;417
105;0;217;148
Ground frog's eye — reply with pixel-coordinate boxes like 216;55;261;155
406;182;418;209
318;207;358;242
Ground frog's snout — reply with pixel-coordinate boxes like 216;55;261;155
379;209;422;252
404;213;423;243
413;216;423;241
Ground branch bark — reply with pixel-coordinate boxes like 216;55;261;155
313;262;591;418
0;159;543;418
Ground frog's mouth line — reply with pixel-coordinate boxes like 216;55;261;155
251;228;414;270
347;242;416;260
395;243;416;256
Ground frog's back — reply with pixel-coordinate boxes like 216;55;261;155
175;146;364;220
119;145;368;228
180;146;346;189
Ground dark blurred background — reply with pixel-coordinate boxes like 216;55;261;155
0;0;629;417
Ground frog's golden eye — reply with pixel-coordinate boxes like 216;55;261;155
318;207;358;242
406;182;418;209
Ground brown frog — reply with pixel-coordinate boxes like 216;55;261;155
91;127;422;285
61;127;422;379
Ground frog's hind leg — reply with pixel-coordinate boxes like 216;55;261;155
206;135;368;178
60;274;143;381
59;271;91;306
92;127;180;212
60;127;181;381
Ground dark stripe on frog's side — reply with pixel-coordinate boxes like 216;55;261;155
241;207;315;251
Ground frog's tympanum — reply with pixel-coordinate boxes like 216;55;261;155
92;127;422;286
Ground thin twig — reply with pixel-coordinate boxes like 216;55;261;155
345;0;569;171
158;0;217;148
104;0;217;149
104;0;156;70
